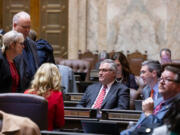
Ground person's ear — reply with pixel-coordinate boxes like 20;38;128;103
13;23;17;27
152;70;157;77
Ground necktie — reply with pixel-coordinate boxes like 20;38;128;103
150;89;154;98
93;85;107;109
153;101;164;115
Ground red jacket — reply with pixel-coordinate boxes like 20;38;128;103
24;90;65;130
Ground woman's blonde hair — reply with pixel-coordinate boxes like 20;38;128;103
30;63;61;96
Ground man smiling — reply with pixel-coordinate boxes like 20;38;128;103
120;63;180;135
13;11;39;91
140;60;162;100
77;59;130;110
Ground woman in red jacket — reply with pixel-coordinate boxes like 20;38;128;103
24;63;65;130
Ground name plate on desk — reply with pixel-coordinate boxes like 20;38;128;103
108;113;140;121
70;95;82;101
65;110;90;117
101;109;141;122
64;93;83;101
64;107;97;118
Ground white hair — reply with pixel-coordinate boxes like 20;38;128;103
12;11;30;25
1;30;24;53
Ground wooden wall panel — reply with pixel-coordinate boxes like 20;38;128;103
0;0;2;28
1;0;68;58
30;0;39;36
40;0;68;58
2;0;30;31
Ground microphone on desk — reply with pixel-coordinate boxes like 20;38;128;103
96;109;102;119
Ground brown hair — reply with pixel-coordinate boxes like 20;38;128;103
163;63;180;82
112;52;132;83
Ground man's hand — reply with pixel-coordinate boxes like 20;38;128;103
142;97;154;116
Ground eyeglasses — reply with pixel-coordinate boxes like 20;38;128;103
159;77;179;83
99;69;113;72
14;41;24;46
18;25;30;29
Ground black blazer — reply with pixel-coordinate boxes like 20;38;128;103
77;81;130;110
0;51;22;92
15;37;39;91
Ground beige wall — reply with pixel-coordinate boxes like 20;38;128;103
68;0;180;60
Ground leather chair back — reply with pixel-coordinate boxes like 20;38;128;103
0;93;48;130
59;59;91;81
127;50;147;75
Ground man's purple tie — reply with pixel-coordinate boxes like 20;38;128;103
93;85;107;109
153;101;164;115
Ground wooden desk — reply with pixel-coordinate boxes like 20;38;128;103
63;107;97;131
63;93;83;107
63;107;142;133
64;107;97;118
64;101;80;107
100;109;141;131
101;109;142;122
41;130;105;135
64;93;83;101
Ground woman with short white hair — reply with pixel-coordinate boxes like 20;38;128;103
0;30;24;92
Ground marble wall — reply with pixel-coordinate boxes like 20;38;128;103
68;0;180;60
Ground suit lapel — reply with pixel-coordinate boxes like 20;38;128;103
26;37;39;69
101;82;116;108
90;83;102;107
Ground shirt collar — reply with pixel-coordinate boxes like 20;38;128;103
106;80;115;89
153;82;159;94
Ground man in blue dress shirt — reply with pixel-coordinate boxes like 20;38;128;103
120;63;180;135
140;60;162;100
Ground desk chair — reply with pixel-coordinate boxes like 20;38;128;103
0;93;48;130
127;50;147;75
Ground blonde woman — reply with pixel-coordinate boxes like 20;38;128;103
0;30;24;92
24;63;65;130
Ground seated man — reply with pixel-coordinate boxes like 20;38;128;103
152;94;180;135
120;63;180;135
140;60;162;100
77;59;129;110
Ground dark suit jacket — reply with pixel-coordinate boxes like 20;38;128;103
0;51;22;92
77;81;130;110
15;37;39;91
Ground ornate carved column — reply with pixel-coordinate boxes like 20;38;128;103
68;0;87;59
98;0;107;51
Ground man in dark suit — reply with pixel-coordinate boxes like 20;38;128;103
120;63;180;135
13;11;39;91
140;60;162;100
77;59;130;110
